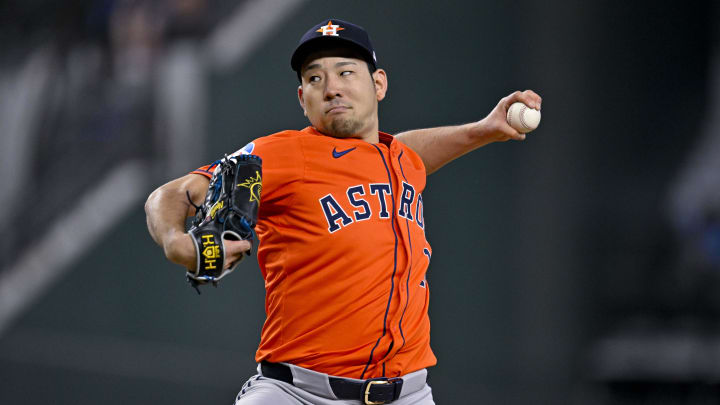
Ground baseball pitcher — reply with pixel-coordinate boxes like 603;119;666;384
145;18;541;405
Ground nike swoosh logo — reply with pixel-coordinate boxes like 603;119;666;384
332;147;356;158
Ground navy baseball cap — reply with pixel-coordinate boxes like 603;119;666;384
291;18;377;79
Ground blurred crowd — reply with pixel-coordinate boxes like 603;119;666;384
0;0;224;270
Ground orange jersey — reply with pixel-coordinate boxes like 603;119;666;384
193;126;436;379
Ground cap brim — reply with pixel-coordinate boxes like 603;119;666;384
291;36;375;73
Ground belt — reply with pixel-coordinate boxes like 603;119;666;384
260;361;404;405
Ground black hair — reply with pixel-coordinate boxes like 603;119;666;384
296;43;376;82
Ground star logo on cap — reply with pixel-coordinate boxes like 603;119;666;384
316;20;344;37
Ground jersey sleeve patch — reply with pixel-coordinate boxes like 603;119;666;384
240;142;255;155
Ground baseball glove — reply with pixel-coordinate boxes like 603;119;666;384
186;154;262;293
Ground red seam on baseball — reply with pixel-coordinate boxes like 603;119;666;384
519;105;528;130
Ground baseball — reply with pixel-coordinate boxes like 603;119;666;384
506;102;541;133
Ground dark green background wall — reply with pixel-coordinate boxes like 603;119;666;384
1;1;717;404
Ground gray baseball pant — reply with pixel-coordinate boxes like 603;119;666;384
234;363;435;405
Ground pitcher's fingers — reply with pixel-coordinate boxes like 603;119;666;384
225;239;252;255
519;90;542;110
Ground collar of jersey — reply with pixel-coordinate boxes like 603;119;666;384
303;126;395;147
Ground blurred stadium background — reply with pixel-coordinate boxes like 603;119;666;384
1;0;720;403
